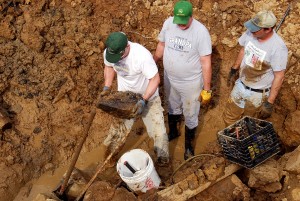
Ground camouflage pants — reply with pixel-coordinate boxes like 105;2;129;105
223;79;269;127
103;96;169;159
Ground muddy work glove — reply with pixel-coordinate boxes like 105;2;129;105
258;101;273;119
227;67;239;87
133;98;147;116
198;90;212;105
99;86;111;97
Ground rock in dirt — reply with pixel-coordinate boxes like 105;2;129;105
96;91;142;119
111;187;137;201
284;145;300;174
193;174;250;201
195;169;206;185
187;174;199;190
137;188;158;201
174;185;183;195
248;159;283;193
202;157;226;181
83;181;115;201
292;188;300;200
0;106;11;130
173;167;194;184
63;168;88;199
32;193;60;201
284;111;300;146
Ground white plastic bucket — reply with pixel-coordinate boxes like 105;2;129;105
116;149;161;192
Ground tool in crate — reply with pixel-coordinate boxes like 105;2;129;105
217;116;281;169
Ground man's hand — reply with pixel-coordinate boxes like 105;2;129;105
99;86;111;97
199;90;212;105
133;99;147;116
227;67;239;87
258;101;273;119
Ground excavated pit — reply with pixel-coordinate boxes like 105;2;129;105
0;0;300;200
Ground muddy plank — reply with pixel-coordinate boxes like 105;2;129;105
157;164;241;201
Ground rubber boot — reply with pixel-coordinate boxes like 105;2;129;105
168;114;181;141
184;126;196;160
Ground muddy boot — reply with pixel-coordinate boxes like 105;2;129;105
157;156;170;167
184;126;196;160
168;114;181;141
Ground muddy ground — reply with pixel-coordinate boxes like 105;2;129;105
0;0;300;200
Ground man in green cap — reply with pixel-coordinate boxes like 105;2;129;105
153;0;212;160
100;32;169;166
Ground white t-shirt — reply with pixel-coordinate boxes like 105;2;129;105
158;17;212;82
104;42;159;99
239;30;288;89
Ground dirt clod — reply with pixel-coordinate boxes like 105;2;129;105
111;187;137;201
83;181;115;201
96;91;142;119
187;174;199;190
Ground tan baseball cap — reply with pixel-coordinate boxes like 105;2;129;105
244;10;277;32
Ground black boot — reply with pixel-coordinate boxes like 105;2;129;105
168;114;181;141
184;126;196;160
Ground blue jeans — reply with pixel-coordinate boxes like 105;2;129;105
223;79;270;126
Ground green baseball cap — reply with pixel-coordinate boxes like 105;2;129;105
105;32;128;63
244;10;277;32
173;0;193;25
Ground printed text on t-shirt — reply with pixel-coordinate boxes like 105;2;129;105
169;37;192;52
244;41;266;70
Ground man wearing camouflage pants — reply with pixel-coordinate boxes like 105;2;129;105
100;32;169;166
223;10;288;126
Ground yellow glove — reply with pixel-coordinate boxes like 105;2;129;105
199;90;212;105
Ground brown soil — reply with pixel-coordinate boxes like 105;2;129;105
0;0;300;201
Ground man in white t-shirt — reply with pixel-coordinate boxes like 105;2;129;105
223;10;288;126
100;32;169;166
153;0;212;160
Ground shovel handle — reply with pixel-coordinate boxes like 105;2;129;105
58;110;96;195
75;128;131;201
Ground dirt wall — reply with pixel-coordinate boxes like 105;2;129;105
0;0;299;200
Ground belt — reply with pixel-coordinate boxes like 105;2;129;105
241;81;270;93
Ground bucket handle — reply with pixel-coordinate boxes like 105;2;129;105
124;161;137;174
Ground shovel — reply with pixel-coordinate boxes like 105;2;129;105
53;110;96;198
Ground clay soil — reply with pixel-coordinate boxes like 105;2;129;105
0;0;300;201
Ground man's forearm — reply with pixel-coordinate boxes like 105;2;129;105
153;42;165;63
268;70;285;104
143;73;160;100
200;54;212;90
104;65;115;87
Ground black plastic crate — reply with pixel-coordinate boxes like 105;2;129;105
217;116;281;168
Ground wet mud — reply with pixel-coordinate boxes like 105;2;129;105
0;0;299;200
